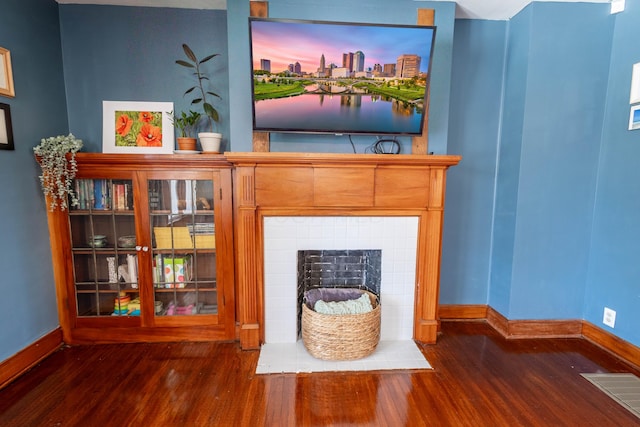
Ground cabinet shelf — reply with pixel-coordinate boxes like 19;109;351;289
150;209;214;216
70;210;135;216
76;287;139;294
154;287;217;293
72;247;138;253
152;248;216;254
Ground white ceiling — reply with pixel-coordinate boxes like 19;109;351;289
449;0;610;19
54;0;611;20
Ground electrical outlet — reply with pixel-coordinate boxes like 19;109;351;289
603;307;616;328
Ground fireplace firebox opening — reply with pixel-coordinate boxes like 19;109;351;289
297;249;381;337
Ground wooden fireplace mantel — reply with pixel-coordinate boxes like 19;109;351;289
225;152;461;350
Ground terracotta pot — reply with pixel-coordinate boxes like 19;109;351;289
176;137;197;151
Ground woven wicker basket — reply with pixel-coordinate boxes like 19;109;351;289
301;290;380;361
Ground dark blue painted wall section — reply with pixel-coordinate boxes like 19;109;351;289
59;5;229;152
0;0;68;362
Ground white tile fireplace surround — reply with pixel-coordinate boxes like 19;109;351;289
263;216;419;344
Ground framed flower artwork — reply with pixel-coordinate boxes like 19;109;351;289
102;101;174;154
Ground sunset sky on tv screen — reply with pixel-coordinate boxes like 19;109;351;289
250;20;435;75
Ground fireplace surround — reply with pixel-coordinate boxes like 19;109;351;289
264;216;418;344
226;152;461;350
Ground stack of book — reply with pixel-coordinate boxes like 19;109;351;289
187;223;215;248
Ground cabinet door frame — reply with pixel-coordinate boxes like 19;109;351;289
139;169;235;335
65;170;142;330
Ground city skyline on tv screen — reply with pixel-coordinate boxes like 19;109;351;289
249;18;436;135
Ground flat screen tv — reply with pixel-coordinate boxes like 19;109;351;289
249;18;437;136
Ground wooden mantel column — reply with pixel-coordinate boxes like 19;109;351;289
226;152;461;349
233;163;261;349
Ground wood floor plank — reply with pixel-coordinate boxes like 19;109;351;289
1;321;640;426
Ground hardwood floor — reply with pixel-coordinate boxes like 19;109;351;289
1;321;639;426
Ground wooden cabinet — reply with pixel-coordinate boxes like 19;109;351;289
45;154;235;344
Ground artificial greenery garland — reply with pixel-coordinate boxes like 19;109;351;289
34;133;83;211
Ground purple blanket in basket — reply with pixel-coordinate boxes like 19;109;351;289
304;288;364;309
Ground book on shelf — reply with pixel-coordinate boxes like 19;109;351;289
74;180;84;209
74;179;112;210
148;180;164;210
111;181;133;210
187;223;215;235
93;179;110;209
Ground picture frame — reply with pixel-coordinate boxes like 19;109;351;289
630;62;640;105
102;101;174;154
0;103;14;150
0;47;15;98
628;104;640;131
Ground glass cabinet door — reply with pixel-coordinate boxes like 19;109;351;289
148;178;218;317
69;179;140;317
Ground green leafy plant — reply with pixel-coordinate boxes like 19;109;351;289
170;110;202;138
176;43;221;132
33;133;83;211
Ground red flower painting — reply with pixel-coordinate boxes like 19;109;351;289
136;123;163;147
114;110;164;148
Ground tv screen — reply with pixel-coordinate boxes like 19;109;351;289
249;18;437;136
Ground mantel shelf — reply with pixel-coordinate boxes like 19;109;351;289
224;152;461;167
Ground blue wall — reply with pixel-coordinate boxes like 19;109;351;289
507;3;612;319
486;3;614;320
488;7;532;315
5;0;640;362
0;0;68;361
585;0;640;345
59;5;229;152
227;0;456;154
440;19;506;304
443;2;639;343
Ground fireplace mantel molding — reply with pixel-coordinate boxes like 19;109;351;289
225;152;461;350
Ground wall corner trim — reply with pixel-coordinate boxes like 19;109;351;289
0;328;63;390
439;305;640;371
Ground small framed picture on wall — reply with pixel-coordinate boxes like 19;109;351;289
630;62;640;104
0;47;15;98
629;104;640;131
0;103;14;150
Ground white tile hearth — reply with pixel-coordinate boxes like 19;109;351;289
255;340;432;374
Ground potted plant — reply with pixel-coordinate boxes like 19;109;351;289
176;43;223;153
170;110;201;151
33;133;83;211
